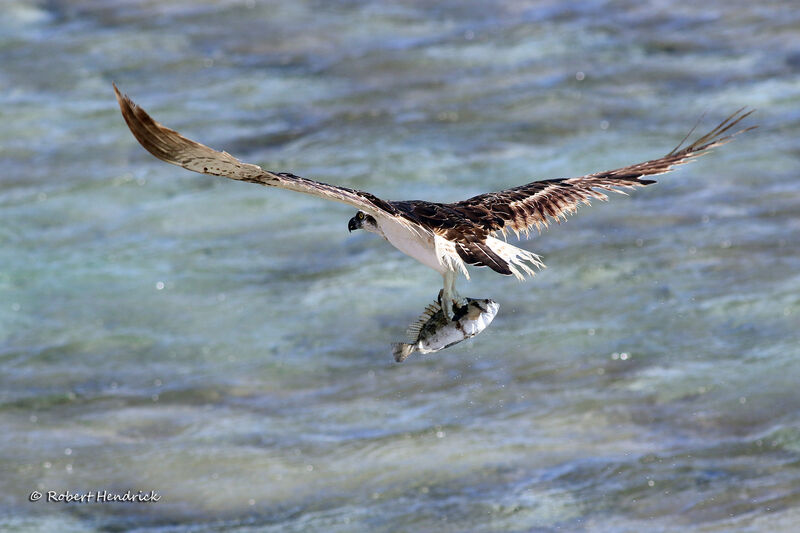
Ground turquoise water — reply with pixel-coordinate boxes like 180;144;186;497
1;0;799;531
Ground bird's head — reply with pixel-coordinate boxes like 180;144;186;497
348;211;379;234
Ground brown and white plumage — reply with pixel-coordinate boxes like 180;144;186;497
114;84;753;318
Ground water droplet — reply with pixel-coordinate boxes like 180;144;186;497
648;480;655;487
739;396;747;404
156;281;165;290
600;120;609;130
64;448;72;456
575;71;585;81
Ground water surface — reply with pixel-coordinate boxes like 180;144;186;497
1;0;799;531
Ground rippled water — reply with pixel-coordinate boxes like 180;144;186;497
1;0;799;531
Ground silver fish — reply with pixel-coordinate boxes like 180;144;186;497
392;297;499;362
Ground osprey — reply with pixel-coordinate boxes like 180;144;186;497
114;85;752;319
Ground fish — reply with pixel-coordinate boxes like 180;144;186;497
392;296;500;362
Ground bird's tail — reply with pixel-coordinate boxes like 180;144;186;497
392;343;416;363
485;237;545;280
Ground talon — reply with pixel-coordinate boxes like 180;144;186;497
442;298;454;321
451;297;469;321
441;296;468;322
439;271;463;322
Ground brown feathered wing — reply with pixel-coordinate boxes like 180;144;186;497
113;84;400;219
450;109;755;238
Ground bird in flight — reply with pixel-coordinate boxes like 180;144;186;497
114;85;752;320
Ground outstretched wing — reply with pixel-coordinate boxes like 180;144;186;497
450;109;755;237
113;84;398;218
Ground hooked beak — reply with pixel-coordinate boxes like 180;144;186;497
348;217;360;233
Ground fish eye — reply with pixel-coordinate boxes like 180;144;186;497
357;212;365;220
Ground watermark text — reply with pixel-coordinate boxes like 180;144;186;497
29;489;161;503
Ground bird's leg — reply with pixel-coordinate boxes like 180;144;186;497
440;271;468;321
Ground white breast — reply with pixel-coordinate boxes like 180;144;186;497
377;217;445;274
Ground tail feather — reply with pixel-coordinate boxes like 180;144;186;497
485;236;545;280
455;242;513;276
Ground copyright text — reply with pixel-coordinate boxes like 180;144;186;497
29;490;161;503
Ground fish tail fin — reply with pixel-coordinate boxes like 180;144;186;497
392;343;416;363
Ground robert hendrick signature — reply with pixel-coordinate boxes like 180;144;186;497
29;490;161;503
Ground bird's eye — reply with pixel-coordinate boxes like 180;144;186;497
357;212;365;220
